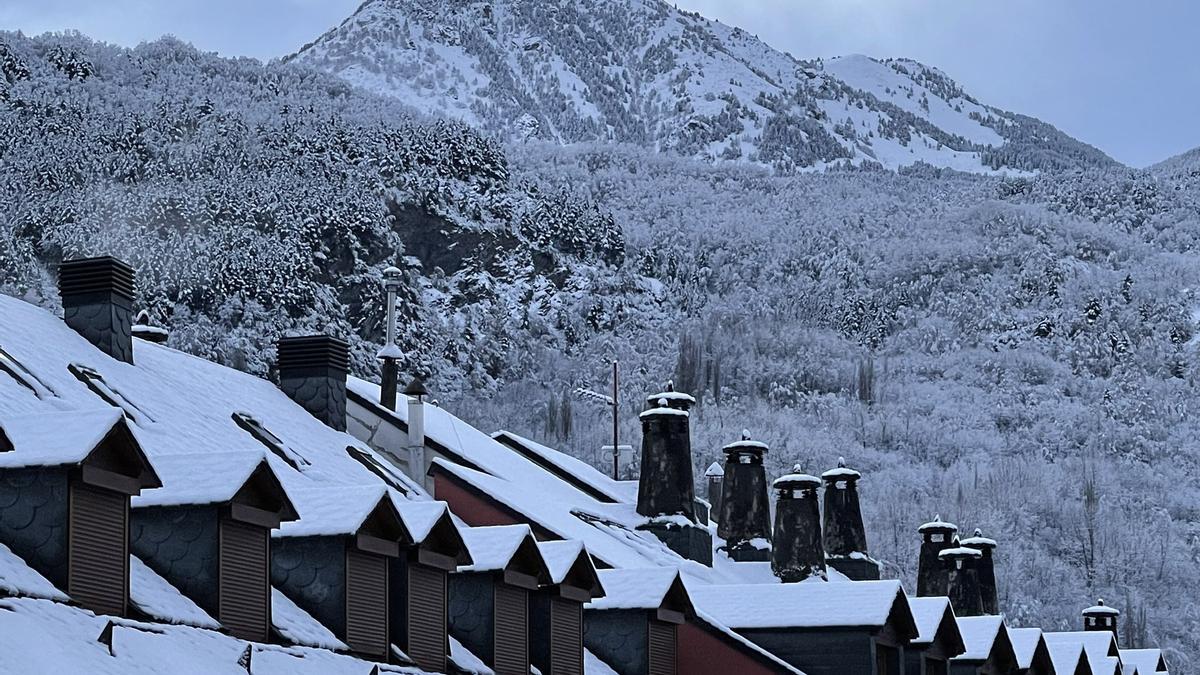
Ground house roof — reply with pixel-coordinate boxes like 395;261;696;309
1120;648;1168;674
1043;638;1087;675
688;580;913;632
1044;631;1120;666
0;408;124;468
908;596;964;652
131;451;267;508
274;485;405;539
953;615;1006;661
587;568;691;613
458;524;550;583
1008;627;1048;670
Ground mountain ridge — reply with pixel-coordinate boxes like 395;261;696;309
289;0;1119;175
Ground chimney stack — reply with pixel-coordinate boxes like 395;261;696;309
961;528;998;614
277;335;349;431
716;432;772;562
636;383;696;520
940;539;984;617
405;377;429;487
1082;599;1119;641
771;468;825;583
634;383;711;565
378;266;404;411
704;461;724;520
821;458;880;580
917;516;958;597
58;256;135;364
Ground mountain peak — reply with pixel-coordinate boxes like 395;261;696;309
291;0;1119;174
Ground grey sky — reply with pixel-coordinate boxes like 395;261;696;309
2;0;1196;167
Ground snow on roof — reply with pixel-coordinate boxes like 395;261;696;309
587;568;683;611
820;458;861;480
1120;648;1167;674
1093;656;1121;675
638;405;688;419
908;596;953;644
0;542;67;601
918;516;958;532
273;484;397;539
459;524;536;573
0;408;124;469
704;461;724;477
688;580;906;629
645;389;695;405
952;615;1005;661
772;472;820;488
1043;639;1086;675
271;587;347;650
393;500;452;545
1043;632;1120;666
0;295;416;504
1007;627;1045;669
130;555;220;629
449;635;493;674
0;596;434;675
132;451;266;508
536;539;587;585
585;649;619;675
939;546;982;559
490;429;636;503
960;528;997;548
1082;600;1120;615
722;439;769;453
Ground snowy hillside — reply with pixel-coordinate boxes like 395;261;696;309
290;0;1117;174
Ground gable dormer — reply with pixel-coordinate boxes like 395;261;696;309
532;540;605;675
130;453;297;642
451;524;552;675
390;501;472;673
0;409;159;618
585;568;694;675
272;487;410;659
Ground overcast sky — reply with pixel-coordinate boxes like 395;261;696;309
2;0;1197;167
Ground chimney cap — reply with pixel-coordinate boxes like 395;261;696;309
404;377;429;398
722;433;769;454
382;265;404;292
277;335;350;372
960;528;997;549
821;458;861;481
58;255;135;301
377;342;403;360
638;403;689;419
918;515;958;533
704;462;725;478
1082;599;1120;616
938;545;982;560
773;472;820;490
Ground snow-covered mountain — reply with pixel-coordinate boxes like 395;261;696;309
289;0;1117;174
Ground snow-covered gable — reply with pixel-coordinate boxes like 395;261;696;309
1043;638;1087;675
458;524;550;585
274;484;402;539
129;555;220;629
953;615;1005;661
131;450;267;508
1044;631;1121;667
1120;648;1168;675
587;567;689;612
687;579;910;630
0;542;67;601
0;408;124;469
1007;627;1046;670
908;596;956;645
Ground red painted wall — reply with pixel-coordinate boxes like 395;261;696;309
678;620;783;675
433;471;523;528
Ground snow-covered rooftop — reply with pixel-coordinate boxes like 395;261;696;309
952;615;1005;661
1043;631;1120;667
1120;648;1168;674
688;580;908;630
587;568;684;611
459;523;538;573
536;539;587;585
918;515;958;533
132;451;267;508
274;484;398;539
907;596;953;645
1007;627;1045;669
0;408;124;469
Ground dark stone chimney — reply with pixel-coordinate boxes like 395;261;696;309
716;432;771;562
634;383;711;565
917;516;958;597
277;335;349;431
961;528;998;614
771;468;825;583
1082;599;1119;641
636;384;696;520
821;458;879;581
58;256;135;363
940;539;984;617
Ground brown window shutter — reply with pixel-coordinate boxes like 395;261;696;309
407;563;447;673
345;549;389;658
493;583;529;675
550;598;583;675
647;619;677;675
68;481;128;616
219;518;270;642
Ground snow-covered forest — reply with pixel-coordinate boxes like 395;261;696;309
3;29;1200;668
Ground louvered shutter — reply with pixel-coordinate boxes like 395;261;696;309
549;598;583;675
647;620;676;675
493;583;529;675
407;563;447;672
68;481;128;616
219;518;270;642
345;549;389;657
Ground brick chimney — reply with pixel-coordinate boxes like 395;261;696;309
821;458;879;580
1082;599;1119;641
917;516;958;597
961;528;998;614
771;468;825;583
716;432;771;562
634;383;711;565
940;538;984;617
58;256;135;363
276;335;349;431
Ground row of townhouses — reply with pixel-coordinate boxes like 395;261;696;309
0;257;1172;674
